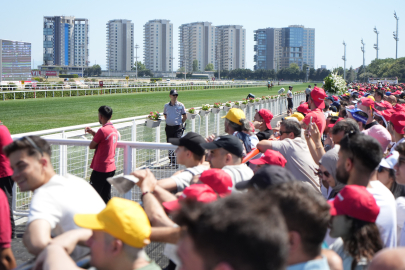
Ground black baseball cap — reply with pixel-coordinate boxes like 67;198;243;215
169;89;178;95
235;165;296;190
201;135;244;158
169;132;206;156
289;86;293;88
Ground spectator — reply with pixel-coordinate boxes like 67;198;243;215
173;191;289;270
368;248;405;270
388;111;405;155
257;120;320;191
357;98;379;130
296;102;311;116
85;105;119;203
0;121;15;238
374;89;384;103
253;109;274;140
301;86;328;134
220;108;252;153
249;149;287;172
163;89;187;168
201;135;254;185
266;182;334;270
4;136;105;257
35;197;161;270
329;185;383;270
305;85;312;102
287;86;294;116
157;132;209;192
0;189;16;270
331;119;360;145
394;143;405;246
378;152;405;198
319;145;344;199
346;108;368;131
336;133;396;248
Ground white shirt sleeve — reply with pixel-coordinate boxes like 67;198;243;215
171;171;195;192
397;197;405;246
28;189;61;229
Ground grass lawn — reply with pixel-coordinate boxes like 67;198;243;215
2;83;309;134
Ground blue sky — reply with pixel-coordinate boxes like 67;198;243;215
1;0;403;71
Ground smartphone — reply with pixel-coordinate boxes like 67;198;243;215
107;175;139;194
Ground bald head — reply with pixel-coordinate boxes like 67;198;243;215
387;95;397;104
369;248;405;270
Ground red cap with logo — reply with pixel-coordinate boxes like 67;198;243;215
390;111;405;134
310;87;327;109
328;185;380;223
360;97;375;109
249;149;287;167
199;169;233;197
162;184;218;212
258;109;273;130
297;103;311;114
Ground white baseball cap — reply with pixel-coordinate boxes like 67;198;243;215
379;151;399;169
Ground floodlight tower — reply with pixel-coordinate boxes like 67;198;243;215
342;41;346;80
373;27;379;59
361;39;365;69
393;11;399;59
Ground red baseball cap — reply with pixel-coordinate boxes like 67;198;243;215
297;103;311;114
327;117;343;129
310;87;327;109
249;149;287;167
375;109;393;123
360;97;375;109
328;185;380;223
394;104;405;112
258;109;273;130
162;184;218;212
390;111;405;134
199;169;233;197
332;95;339;101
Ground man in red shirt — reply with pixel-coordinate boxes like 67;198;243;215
0;122;15;238
0;189;16;270
301;87;327;134
85;106;119;203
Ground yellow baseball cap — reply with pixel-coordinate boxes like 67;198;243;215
367;96;375;101
285;112;304;122
221;108;245;125
74;197;151;248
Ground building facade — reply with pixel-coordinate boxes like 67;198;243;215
106;19;134;72
216;25;246;71
179;22;216;72
143;19;173;72
0;39;31;83
254;25;314;71
43;16;89;68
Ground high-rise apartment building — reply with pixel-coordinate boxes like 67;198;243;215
0;39;31;83
43;16;89;67
106;19;134;71
254;25;315;71
143;19;173;72
179;22;216;72
216;25;246;71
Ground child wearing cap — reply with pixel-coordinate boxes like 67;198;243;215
253;109;274;141
329;185;383;270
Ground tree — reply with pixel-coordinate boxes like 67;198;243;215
193;60;199;72
132;61;147;71
84;64;101;77
347;67;356;82
205;63;214;71
177;66;185;72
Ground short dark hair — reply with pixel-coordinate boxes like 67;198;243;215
4;136;52;158
265;182;330;258
174;192;288;270
98;105;113;119
332;119;360;135
340;133;382;173
280;120;301;138
375;90;384;99
396;142;405;156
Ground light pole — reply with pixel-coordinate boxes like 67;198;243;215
134;44;139;80
373;27;379;59
394;11;399;59
342;41;346;81
361;39;365;69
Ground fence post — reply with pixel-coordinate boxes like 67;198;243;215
216;113;220;136
131;120;137;172
123;145;133;200
205;114;209;138
156;124;161;164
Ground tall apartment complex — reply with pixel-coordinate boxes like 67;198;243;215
106;19;134;71
178;22;216;72
254;25;315;71
43;16;89;67
216;25;246;71
0;39;31;83
143;19;173;72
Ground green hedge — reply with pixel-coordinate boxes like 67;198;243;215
59;74;79;78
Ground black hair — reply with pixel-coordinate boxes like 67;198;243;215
98;105;113;119
375;90;384;99
4;136;52;158
280;120;301;138
332;119;360;135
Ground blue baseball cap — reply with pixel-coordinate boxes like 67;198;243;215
386;92;392;96
347;108;368;125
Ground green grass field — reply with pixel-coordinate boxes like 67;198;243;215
2;83;308;134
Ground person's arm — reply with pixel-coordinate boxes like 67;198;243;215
84;127;96;136
154;185;177;203
50;229;92;255
0;248;16;270
150;227;182;244
182;114;187;123
23;219;52;255
34;244;80;270
132;170;176;227
304;131;320;165
307;123;325;164
88;128;102;149
157;178;178;192
164;104;168;120
257;140;273;152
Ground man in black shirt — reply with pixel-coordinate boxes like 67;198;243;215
253;109;274;141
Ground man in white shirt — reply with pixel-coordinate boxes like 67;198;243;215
257;119;320;191
157;132;209;192
4;136;105;257
201;135;253;185
287;86;293;116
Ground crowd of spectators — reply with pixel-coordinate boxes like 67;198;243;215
2;82;405;270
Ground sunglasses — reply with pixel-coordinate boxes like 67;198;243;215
317;170;330;178
279;130;291;136
18;136;43;156
172;94;178;97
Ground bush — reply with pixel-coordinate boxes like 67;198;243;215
33;77;44;82
150;78;162;83
59;74;79;78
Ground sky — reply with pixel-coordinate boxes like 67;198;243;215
1;0;404;71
